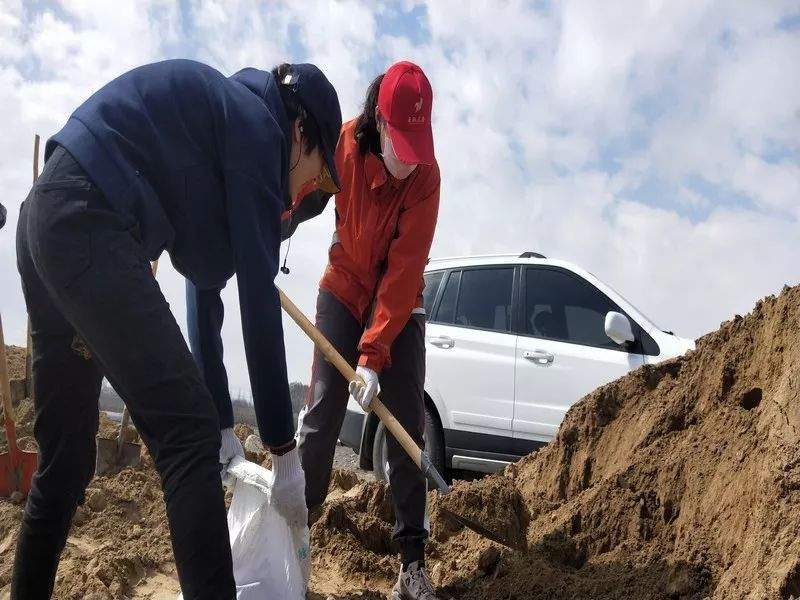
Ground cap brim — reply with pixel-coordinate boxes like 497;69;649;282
318;137;341;194
386;122;435;165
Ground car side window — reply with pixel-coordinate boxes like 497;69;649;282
452;268;514;332
525;268;622;350
434;270;460;324
422;271;445;316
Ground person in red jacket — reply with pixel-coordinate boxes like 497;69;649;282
287;61;440;599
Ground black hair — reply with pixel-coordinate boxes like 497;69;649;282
354;74;384;156
271;63;322;155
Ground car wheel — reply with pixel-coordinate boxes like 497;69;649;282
372;403;445;486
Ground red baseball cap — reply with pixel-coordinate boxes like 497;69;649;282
378;61;434;165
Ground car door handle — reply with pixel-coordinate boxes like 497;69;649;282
428;335;455;349
523;349;554;365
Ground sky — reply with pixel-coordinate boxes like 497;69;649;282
0;1;798;398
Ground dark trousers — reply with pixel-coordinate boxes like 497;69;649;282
13;146;236;599
297;290;428;564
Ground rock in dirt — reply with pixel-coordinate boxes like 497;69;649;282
243;434;266;464
86;489;109;512
233;423;254;443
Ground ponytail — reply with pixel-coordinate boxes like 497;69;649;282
354;74;384;156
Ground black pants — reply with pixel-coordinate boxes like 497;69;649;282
13;146;236;599
297;290;428;565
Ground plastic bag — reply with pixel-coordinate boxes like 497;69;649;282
178;456;310;600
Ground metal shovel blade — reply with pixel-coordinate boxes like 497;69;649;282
0;448;38;497
95;436;141;476
437;505;527;552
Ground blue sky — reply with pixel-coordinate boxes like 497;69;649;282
0;0;798;395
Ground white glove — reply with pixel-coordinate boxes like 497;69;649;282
219;427;244;484
270;447;308;529
348;366;379;411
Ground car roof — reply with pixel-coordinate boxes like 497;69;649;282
425;253;581;273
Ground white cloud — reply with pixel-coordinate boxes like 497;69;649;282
0;0;798;400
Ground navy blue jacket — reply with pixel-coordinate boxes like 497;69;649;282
48;59;294;447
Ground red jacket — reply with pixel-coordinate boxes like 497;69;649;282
285;119;440;372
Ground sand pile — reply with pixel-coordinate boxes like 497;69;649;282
0;345;33;453
0;398;37;453
0;450;177;599
3;285;798;598
3;346;25;382
0;424;270;598
310;285;800;599
0;397;122;453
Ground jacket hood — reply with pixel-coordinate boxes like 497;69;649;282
229;68;291;144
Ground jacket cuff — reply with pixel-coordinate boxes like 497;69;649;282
358;353;384;373
268;438;296;456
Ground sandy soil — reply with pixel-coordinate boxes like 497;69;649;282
2;284;798;598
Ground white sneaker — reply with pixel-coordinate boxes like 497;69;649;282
391;561;439;600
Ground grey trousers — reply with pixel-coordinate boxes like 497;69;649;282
297;290;427;564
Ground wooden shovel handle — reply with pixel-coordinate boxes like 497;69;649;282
32;134;40;184
25;135;40;386
0;315;20;453
278;289;424;470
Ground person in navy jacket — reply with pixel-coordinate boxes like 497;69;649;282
13;59;341;599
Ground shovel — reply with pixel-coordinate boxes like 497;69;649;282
0;135;42;497
95;260;159;476
0;315;38;497
95;406;141;476
278;288;522;550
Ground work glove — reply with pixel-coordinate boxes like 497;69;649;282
348;365;380;412
219;427;244;484
270;445;308;529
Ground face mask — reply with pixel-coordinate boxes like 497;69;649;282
380;125;417;180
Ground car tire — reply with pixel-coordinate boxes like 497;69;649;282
372;403;445;486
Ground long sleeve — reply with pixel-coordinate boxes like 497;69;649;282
186;280;234;429
225;169;294;448
358;178;440;372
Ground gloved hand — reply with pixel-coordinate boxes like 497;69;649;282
270;445;308;529
348;365;379;411
219;427;244;484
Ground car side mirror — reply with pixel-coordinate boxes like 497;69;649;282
605;311;635;346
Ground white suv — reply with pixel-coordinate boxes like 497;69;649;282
339;252;695;479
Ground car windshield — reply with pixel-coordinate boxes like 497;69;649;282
596;278;664;332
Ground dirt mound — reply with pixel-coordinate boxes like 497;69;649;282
309;476;398;596
3;346;25;382
0;398;37;453
0;426;274;598
2;284;797;598
309;285;800;599
1;401;126;453
0;451;176;599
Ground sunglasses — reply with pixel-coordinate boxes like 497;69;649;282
316;163;340;194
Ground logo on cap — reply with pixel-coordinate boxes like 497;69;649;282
414;97;423;113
